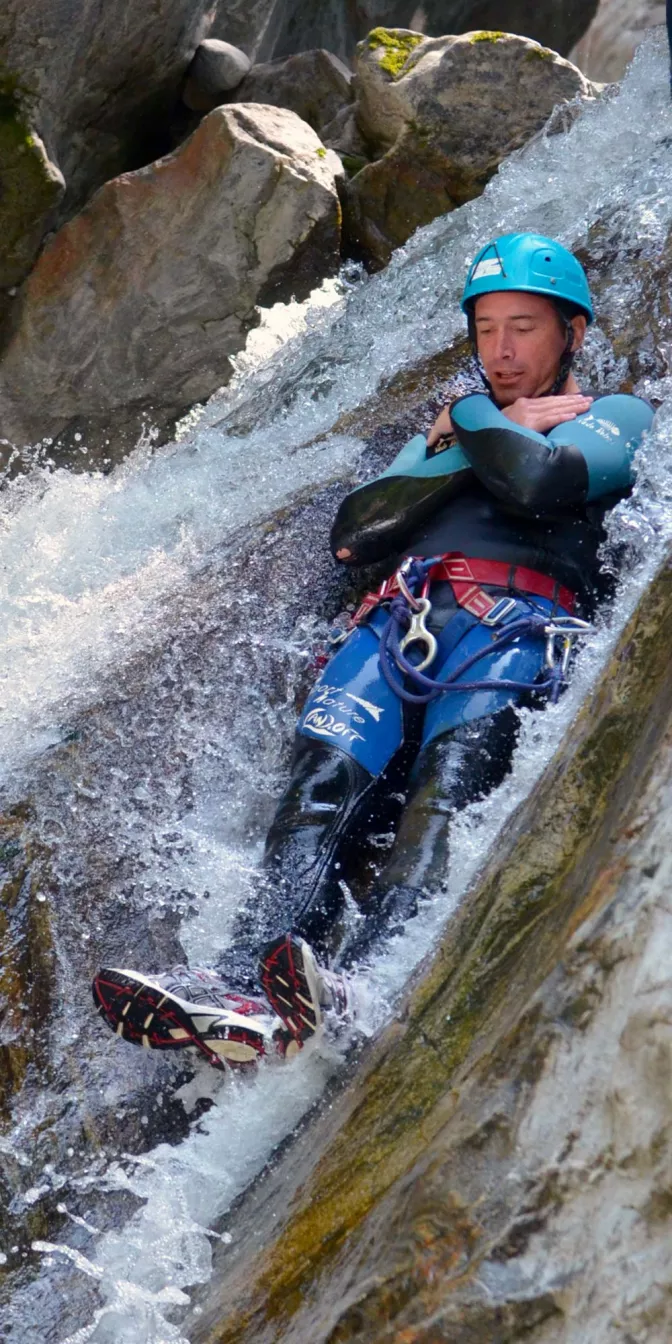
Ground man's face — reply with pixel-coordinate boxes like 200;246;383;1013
473;291;586;405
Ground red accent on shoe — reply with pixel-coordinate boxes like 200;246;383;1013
259;934;321;1049
92;969;270;1072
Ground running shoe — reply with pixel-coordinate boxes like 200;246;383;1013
259;934;351;1049
93;963;280;1070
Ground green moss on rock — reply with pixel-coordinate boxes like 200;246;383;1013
0;66;64;287
366;28;424;79
469;30;506;43
525;45;555;61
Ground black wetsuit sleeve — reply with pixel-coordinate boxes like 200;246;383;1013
330;434;473;564
450;392;654;511
450;393;588;510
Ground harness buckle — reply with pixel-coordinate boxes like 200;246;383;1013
481;596;519;627
398;597;438;673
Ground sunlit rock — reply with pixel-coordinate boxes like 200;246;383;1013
570;0;666;83
0;105;342;455
344;29;597;268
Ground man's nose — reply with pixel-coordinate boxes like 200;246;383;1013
493;327;516;360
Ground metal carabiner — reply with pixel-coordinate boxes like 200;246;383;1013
544;617;592;674
396;565;424;612
398;597;438;672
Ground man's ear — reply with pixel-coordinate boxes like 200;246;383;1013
570;314;587;352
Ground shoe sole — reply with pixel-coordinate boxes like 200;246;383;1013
259;936;323;1048
93;968;270;1071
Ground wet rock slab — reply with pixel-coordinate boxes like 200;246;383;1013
188;547;672;1344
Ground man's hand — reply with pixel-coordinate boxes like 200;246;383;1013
502;394;593;433
426;405;453;447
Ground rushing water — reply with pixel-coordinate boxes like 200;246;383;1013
3;30;672;1344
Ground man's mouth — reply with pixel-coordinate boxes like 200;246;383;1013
492;370;524;382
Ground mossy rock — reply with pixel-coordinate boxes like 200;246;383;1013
468;30;506;43
347;32;594;268
365;27;424;79
525;44;556;61
0;70;64;287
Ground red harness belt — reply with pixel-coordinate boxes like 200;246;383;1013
353;552;575;626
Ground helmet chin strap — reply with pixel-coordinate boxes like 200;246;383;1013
469;311;576;406
549;315;576;396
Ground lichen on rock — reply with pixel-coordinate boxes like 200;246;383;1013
364;26;424;78
468;30;506;42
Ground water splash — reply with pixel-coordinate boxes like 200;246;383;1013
3;30;672;1344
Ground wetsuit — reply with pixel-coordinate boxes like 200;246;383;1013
216;387;653;988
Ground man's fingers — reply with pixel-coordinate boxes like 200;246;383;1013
531;410;582;427
546;395;593;408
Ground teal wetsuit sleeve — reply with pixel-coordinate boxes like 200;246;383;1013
547;394;654;501
450;392;653;511
330;432;474;564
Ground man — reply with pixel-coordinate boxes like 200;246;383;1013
93;233;653;1071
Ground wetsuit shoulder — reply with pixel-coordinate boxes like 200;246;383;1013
330;432;473;565
450;391;654;511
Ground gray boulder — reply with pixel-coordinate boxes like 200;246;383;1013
344;30;597;268
229;49;354;136
183;38;252;113
233;0;599;66
0;105;342;453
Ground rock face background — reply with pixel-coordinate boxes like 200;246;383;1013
570;0;666;81
217;0;598;64
0;103;342;451
0;0;598;293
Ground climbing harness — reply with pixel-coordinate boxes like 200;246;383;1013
337;554;590;708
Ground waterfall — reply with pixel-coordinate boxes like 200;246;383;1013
2;30;672;1344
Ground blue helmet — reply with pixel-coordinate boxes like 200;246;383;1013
461;232;594;324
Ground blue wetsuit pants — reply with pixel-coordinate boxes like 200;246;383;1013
215;584;565;987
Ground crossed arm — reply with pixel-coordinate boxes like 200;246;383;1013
330;392;654;565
